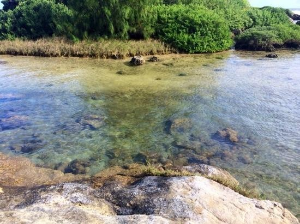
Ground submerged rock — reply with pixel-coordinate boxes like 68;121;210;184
0;115;29;131
77;114;105;130
130;56;145;66
65;159;91;175
0;93;23;101
10;135;45;154
55;122;83;135
175;140;201;151
0;176;298;224
10;143;44;154
165;118;192;134
214;128;239;143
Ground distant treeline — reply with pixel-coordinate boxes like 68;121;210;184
0;0;299;53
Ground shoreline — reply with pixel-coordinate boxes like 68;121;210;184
0;38;176;59
1;39;299;60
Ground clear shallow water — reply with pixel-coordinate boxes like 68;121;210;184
0;51;299;215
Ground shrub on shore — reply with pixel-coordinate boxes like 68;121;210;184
0;0;72;40
155;4;233;53
0;0;299;54
247;7;292;28
163;0;252;31
235;25;300;51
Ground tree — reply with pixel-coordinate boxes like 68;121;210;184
67;0;161;39
9;0;73;39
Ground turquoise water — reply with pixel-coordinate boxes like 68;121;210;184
0;51;299;215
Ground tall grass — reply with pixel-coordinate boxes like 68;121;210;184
0;38;175;58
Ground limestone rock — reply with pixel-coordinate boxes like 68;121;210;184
292;14;300;20
266;53;278;58
149;56;159;62
130;56;145;66
0;177;298;224
0;153;85;188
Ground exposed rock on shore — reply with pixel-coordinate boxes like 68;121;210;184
266;53;278;58
0;154;298;223
292;14;300;20
0;176;298;224
0;153;86;188
130;56;145;65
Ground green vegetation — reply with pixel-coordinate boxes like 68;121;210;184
0;0;299;55
235;25;300;51
0;0;72;40
67;0;161;40
155;4;232;53
163;0;252;30
247;7;292;27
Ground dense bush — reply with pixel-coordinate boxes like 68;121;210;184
67;0;161;39
0;10;14;40
0;0;73;39
1;0;299;53
235;25;300;51
247;7;291;28
156;4;233;53
163;0;252;31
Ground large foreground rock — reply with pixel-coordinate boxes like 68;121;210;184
0;176;298;224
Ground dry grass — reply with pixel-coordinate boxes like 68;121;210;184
0;38;176;58
208;175;261;199
142;165;261;199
